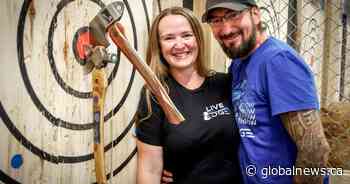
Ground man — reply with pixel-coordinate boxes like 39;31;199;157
201;0;330;184
162;0;331;184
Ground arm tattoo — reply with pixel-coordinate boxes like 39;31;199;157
281;109;331;184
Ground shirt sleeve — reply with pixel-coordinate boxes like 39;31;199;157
135;88;164;146
264;51;319;116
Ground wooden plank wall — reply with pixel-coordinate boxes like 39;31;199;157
0;0;159;183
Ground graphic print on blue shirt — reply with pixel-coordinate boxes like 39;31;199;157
232;79;256;139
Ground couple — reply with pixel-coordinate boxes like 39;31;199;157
134;0;330;184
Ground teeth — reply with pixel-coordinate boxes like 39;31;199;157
231;32;239;39
223;33;239;43
173;52;188;58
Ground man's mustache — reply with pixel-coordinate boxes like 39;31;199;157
219;31;241;41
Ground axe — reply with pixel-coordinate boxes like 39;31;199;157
88;1;185;123
76;2;185;184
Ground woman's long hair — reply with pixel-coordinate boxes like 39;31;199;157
138;7;212;123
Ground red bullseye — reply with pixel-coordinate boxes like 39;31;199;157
72;26;95;65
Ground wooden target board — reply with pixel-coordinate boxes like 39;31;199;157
0;0;157;183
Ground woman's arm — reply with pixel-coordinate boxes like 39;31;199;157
136;140;163;184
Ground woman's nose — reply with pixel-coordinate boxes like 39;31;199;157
173;37;186;49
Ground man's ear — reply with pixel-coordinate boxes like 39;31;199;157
250;6;261;26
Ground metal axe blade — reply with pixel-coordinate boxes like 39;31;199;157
81;1;124;74
90;1;124;47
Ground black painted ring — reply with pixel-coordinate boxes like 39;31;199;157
17;0;137;130
0;0;151;182
47;0;120;99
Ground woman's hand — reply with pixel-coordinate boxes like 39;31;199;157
161;170;174;184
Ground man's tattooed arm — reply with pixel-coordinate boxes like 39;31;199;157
281;109;331;184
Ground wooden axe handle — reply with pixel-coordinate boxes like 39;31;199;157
108;24;185;124
92;69;107;184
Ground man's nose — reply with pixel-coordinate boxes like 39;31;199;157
220;21;235;36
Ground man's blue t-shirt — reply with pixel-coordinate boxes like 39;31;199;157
229;37;319;184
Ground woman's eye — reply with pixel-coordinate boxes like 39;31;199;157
163;36;174;41
183;33;193;38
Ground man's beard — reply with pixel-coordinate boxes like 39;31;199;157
219;22;257;59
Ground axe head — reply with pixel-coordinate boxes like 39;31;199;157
78;1;124;74
90;1;125;47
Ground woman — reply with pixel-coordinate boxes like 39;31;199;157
135;7;240;184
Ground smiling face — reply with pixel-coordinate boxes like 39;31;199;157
208;7;259;59
158;14;199;73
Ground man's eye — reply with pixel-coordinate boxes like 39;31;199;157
210;18;221;23
227;12;239;19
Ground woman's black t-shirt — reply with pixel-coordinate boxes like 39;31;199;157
136;73;240;184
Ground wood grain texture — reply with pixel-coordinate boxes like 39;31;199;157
92;68;107;184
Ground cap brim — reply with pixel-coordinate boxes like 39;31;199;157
202;2;248;22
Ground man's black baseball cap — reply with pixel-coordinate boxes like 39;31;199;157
202;0;257;22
